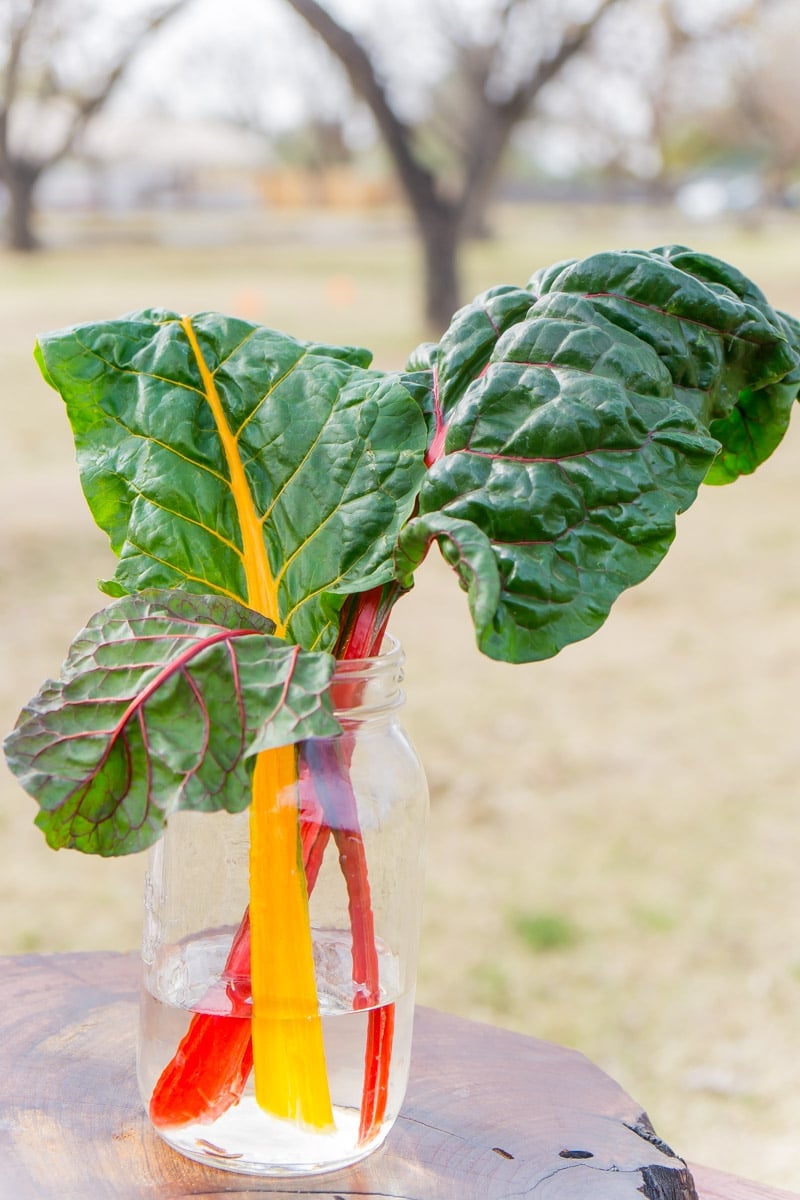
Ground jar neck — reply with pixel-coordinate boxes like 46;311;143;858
329;635;405;724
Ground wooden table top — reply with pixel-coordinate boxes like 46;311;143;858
0;951;796;1200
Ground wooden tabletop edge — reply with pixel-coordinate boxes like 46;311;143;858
691;1162;800;1200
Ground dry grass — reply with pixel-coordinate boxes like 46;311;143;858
2;203;800;1188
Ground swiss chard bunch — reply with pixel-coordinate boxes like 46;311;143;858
4;243;799;1142
5;244;800;853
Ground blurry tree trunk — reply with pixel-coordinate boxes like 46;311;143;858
282;0;621;332
4;161;40;251
414;198;462;328
282;0;463;328
0;1;189;253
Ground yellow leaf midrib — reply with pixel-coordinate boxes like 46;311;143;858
180;317;284;633
181;315;334;1130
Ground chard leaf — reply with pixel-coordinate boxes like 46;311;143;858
401;293;718;662
402;248;800;663
34;312;428;652
705;309;800;484
426;285;535;419
396;512;501;633
530;246;800;474
3;590;339;856
407;286;536;460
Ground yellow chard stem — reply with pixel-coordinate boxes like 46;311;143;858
249;747;334;1126
181;318;333;1129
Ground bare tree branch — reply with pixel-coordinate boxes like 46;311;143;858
1;0;190;249
0;0;47;174
2;0;43;112
503;0;622;123
458;0;623;234
281;0;633;326
283;0;446;220
46;0;191;169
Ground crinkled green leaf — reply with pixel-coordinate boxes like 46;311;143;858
705;309;800;483
423;284;535;420
405;287;536;462
400;248;800;663
530;246;799;471
401;291;719;662
396;512;501;634
34;311;428;652
3;590;339;856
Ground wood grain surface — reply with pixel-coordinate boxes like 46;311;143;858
690;1167;800;1200
0;952;794;1200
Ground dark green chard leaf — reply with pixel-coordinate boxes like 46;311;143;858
428;285;535;418
400;249;800;663
396;512;501;633
705;309;800;484
530;246;799;473
35;311;428;652
399;294;719;662
405;286;536;462
3;591;339;856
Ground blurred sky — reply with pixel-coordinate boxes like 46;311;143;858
3;0;787;189
83;0;761;186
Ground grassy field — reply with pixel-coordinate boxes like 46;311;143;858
2;202;800;1188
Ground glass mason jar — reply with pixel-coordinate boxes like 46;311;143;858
137;637;428;1176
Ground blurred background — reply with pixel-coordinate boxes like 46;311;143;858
2;0;800;1188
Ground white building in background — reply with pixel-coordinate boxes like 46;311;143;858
38;114;273;214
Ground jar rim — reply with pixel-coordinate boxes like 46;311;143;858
330;634;404;717
333;633;402;673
